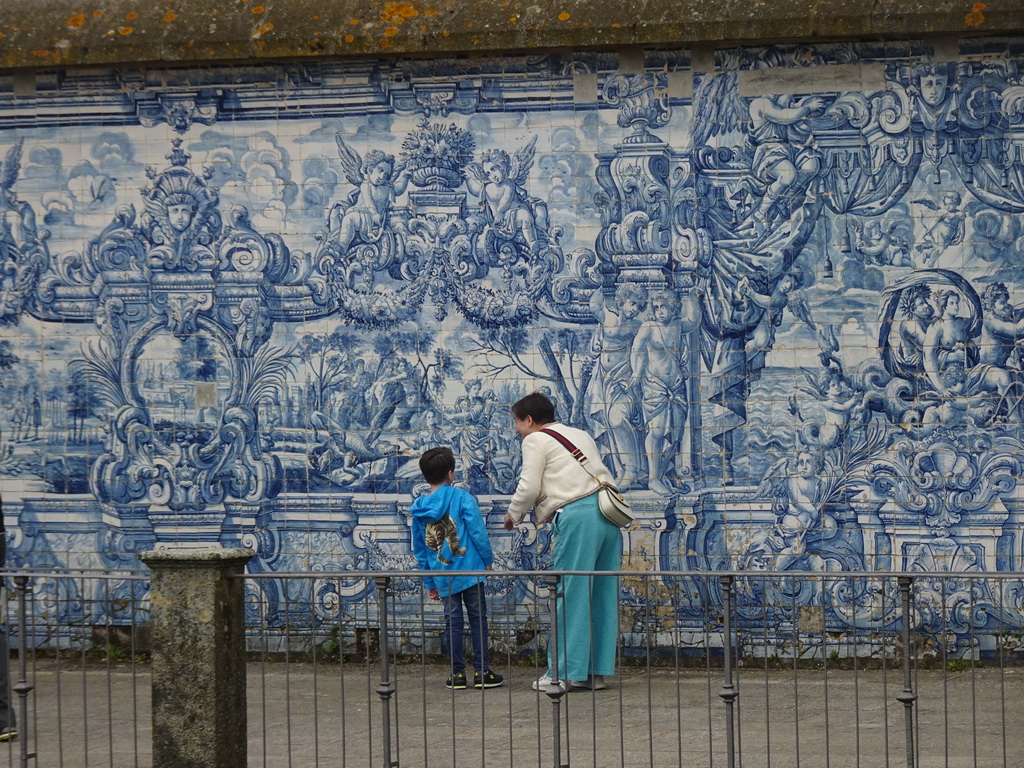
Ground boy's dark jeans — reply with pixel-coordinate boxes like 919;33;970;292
440;582;488;674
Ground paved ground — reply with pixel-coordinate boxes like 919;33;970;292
1;661;1022;767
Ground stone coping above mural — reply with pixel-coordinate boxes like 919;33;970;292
0;0;1021;71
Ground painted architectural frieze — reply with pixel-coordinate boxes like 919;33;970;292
4;40;1024;646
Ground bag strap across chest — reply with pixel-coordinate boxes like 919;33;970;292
540;428;595;472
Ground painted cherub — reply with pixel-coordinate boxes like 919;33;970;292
850;218;912;267
466;136;549;256
750;450;840;572
796;368;869;450
329;136;410;254
913;191;965;267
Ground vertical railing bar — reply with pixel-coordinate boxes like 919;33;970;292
593;575;602;767
390;586;402;768
543;573;566;768
375;576;396;768
508;583;517;768
616;576;625;768
897;575;917;768
998;578;1007;768
534;579;541;768
367;579;375;768
852;574;860;768
913;607;920;768
417;582;427;768
260;579;269;768
562;577;571;767
882;577;890;768
969;577;977;768
763;575;771;768
822;575;830;768
103;577;113;768
80;576;88;768
477;576;486;768
718;574;737;768
130;577;139;767
704;575;714;768
338;578;347;768
27;574;37;767
792;580;800;768
285;583;294;768
13;575;34;768
735;595;742;768
309;576;320;767
941;578;948;768
447;575;456;768
675;614;683;768
645;574;654;768
56;576;65;766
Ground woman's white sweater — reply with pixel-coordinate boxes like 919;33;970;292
506;423;614;525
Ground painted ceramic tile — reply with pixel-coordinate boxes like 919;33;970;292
1;43;1024;649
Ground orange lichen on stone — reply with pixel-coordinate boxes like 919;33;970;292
92;10;103;16
384;25;399;35
164;9;177;22
344;33;355;42
67;13;86;29
965;2;986;25
382;2;419;23
253;22;274;37
32;50;51;58
558;12;571;20
125;12;139;20
119;26;134;35
252;5;266;13
349;18;360;25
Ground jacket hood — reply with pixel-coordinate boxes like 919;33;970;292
409;483;455;523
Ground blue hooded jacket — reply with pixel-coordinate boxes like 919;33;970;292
410;483;493;598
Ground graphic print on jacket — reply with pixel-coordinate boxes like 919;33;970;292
425;513;467;565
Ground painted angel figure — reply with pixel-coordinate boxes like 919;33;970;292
328;136;410;255
849;218;912;267
465;136;549;258
747;451;840;572
913;191;964;267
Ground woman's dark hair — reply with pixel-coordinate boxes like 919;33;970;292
419;446;456;484
511;392;555;425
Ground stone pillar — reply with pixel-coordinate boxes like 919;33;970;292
141;547;254;768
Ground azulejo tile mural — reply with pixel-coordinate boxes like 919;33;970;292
3;40;1024;646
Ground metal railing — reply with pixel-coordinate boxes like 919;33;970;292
1;568;1023;767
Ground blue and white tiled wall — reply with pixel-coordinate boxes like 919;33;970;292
3;39;1024;645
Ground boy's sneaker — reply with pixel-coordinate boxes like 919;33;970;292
445;672;468;690
0;727;17;742
568;675;607;691
531;674;566;692
473;669;504;689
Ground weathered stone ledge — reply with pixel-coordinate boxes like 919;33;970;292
1;0;1022;71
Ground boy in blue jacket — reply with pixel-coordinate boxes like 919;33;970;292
410;447;504;690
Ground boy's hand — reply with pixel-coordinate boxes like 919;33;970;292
503;512;515;531
485;565;492;571
427;588;439;601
